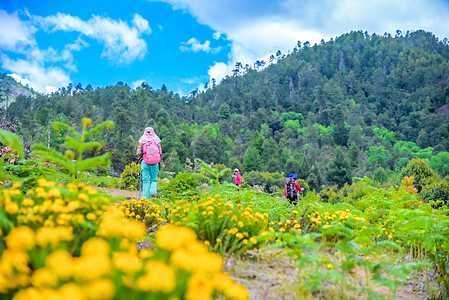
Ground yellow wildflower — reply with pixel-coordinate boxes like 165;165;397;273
6;226;35;250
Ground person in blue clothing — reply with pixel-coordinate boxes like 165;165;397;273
137;127;162;198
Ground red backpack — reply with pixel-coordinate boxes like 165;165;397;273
285;177;298;197
143;141;161;165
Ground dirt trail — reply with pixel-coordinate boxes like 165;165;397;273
226;250;429;300
95;187;139;200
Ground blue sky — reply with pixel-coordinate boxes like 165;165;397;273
1;0;449;95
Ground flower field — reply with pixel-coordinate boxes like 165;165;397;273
1;121;449;299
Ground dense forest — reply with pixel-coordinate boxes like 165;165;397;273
2;30;449;190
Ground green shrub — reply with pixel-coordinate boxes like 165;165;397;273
244;170;285;193
373;167;388;184
160;172;200;200
401;158;437;192
420;177;449;207
118;162;141;190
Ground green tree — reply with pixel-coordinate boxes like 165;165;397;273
242;147;264;172
326;147;352;188
373;167;388;184
401;158;437;192
218;103;231;120
366;146;392;169
429;151;449;177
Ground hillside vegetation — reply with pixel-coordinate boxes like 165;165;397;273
2;30;449;191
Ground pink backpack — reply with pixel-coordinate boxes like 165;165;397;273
143;141;161;165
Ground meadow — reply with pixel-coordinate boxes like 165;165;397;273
1;120;448;299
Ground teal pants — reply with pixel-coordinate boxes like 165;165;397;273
141;161;159;198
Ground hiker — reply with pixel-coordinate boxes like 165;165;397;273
284;173;304;205
233;169;242;186
137;127;162;198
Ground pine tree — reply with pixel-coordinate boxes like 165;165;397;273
326;147;352;188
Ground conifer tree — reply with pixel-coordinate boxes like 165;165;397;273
326;147;352;188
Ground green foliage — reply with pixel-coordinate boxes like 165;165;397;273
195;158;231;186
373;167;388;184
420;178;449;207
243;171;285;193
82;174;120;188
118;162;141;190
429;151;449;177
372;126;397;144
365;146;392;169
242;147;264;173
0;129;24;159
326;147;352;188
280;112;303;124
401;158;437;192
160;172;200;199
32;119;114;178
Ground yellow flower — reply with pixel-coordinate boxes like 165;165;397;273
156;225;197;251
46;250;73;279
86;213;96;221
216;238;222;244
236;233;244;239
249;237;257;245
238;221;244;228
113;252;141;273
268;227;275;233
81;237;110;257
13;182;21;189
204;240;210;246
243;239;249;245
36;227;73;247
6;226;35;250
326;264;333;269
137;261;175;293
84;279;115;300
5;202;19;215
185;273;213;300
31;268;58;288
78;193;89;202
58;283;85;300
48;188;62;198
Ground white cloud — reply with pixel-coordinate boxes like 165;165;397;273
180;38;221;53
131;79;146;89
181;76;202;84
207;62;232;82
0;10;152;93
213;32;221;40
160;0;449;84
2;55;70;94
36;13;151;64
0;9;36;52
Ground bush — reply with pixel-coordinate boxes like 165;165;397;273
420;177;449;207
244;171;285;193
118;162;141;190
401;158;437;192
160;172;200;200
373;167;388;184
167;195;267;258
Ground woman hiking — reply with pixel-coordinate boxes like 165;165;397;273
137;127;162;198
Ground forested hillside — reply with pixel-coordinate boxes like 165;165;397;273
3;30;449;190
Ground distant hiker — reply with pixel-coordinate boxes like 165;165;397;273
284;173;304;205
233;169;242;186
137;127;162;198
